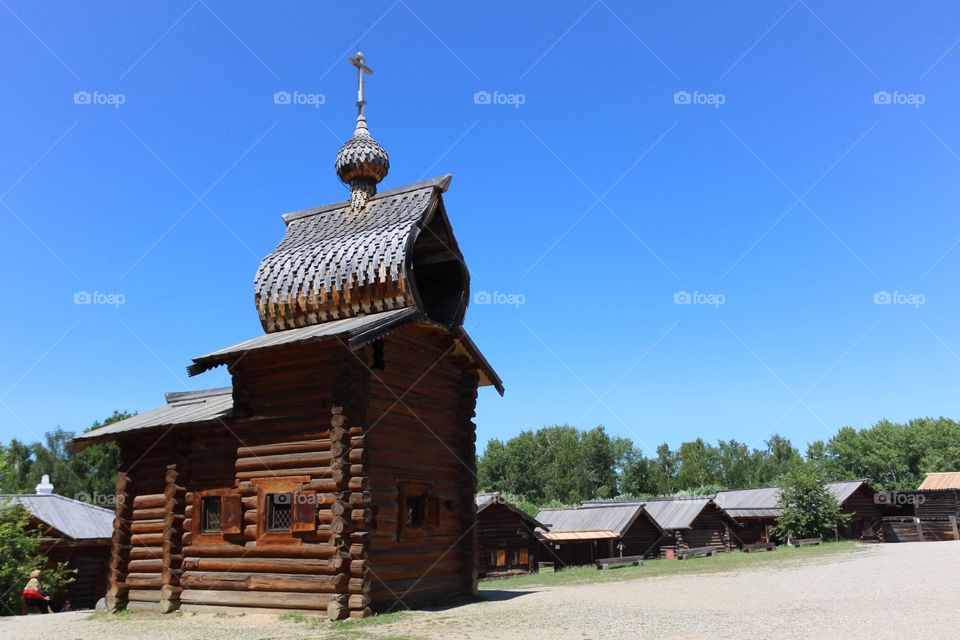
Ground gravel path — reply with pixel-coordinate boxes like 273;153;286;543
4;542;958;639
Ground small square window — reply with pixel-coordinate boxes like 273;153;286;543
201;496;221;532
406;495;425;528
267;493;293;531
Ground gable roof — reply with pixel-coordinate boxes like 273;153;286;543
475;492;543;529
826;480;873;503
535;503;656;538
72;387;233;450
255;175;466;332
714;487;783;519
918;472;960;491
641;497;716;530
1;494;113;540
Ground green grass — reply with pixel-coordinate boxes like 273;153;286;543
480;541;865;591
85;609;134;621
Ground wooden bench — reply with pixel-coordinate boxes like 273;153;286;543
792;537;822;547
675;546;718;560
742;541;775;553
596;554;644;570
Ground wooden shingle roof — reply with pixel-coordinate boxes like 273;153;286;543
255;174;467;332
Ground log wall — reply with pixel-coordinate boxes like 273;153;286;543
476;503;538;577
364;327;479;610
106;325;483;619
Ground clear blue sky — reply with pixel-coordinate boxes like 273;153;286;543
2;1;959;456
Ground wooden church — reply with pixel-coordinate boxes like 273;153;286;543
73;52;502;620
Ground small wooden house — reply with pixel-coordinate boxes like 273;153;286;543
713;487;781;545
640;498;736;554
73;54;501;620
2;475;113;610
534;503;663;567
475;492;542;578
827;480;881;540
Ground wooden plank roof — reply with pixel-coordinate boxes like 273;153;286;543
918;472;960;491
72;387;233;450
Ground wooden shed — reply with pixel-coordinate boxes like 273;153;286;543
713;487;781;545
475;493;542;578
640;497;737;553
827;480;882;540
534;503;663;567
2;475;113;610
72;54;501;620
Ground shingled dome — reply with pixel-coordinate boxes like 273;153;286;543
254;174;469;333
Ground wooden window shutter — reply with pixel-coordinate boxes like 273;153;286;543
221;494;242;535
425;496;441;528
291;490;317;532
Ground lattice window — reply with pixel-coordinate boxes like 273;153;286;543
201;496;221;532
267;493;293;531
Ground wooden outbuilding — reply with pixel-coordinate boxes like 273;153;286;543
475;492;542;578
72;54;501;620
534;503;663;567
640;497;737;554
713;487;781;545
2;475;113;610
827;480;882;540
716;480;882;543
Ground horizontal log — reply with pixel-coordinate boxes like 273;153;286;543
127;589;162;603
235;451;334;472
183;543;337;559
131;533;164;547
133;494;166;509
130;520;165;535
127;559;163;573
181;571;346;593
182;557;333;574
238;439;341;458
235;467;342;481
126;574;163;588
179;589;335;610
133;507;168;521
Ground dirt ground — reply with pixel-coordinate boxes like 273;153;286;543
3;541;958;640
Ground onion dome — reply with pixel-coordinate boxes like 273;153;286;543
335;114;390;209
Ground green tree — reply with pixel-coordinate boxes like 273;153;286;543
773;466;850;540
0;501;75;615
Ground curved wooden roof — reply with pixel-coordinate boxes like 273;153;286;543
255;174;465;332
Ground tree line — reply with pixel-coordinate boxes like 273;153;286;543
477;417;960;512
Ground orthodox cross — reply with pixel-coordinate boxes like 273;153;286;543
348;51;373;117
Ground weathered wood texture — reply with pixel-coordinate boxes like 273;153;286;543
107;326;484;618
476;502;538;577
365;327;479;609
